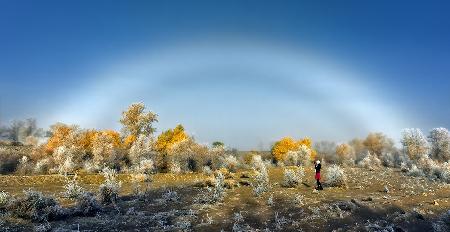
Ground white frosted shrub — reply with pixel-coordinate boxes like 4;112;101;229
0;191;11;208
98;167;122;204
251;155;269;196
129;135;155;165
358;151;382;170
62;174;84;200
285;151;299;166
428;128;450;162
168;162;182;174
51;146;78;174
407;164;424;177
282;166;304;188
401;128;429;161
34;158;52;174
325;165;347;187
134;158;155;174
202;166;213;175
223;155;239;172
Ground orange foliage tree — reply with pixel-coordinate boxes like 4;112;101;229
271;136;316;163
45;123;76;154
155;124;188;153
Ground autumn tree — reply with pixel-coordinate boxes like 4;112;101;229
363;132;395;157
120;103;158;146
335;143;356;165
45;123;78;153
401;128;429;161
271;137;315;163
155;124;188;153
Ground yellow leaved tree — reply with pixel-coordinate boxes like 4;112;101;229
271;136;316;163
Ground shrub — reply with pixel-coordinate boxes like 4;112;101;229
0;191;11;208
407;164;424;177
363;132;395;157
0;147;21;174
335;143;356;165
194;172;226;204
7;190;62;222
98;167;122;204
134;158;155;174
282;166;305;188
252;155;269;196
222;155;239;172
428;127;450;162
62;174;84;200
202;166;213;175
34;158;53;174
325;165;347;187
74;192;101;216
357;151;382;170
129;135;156;166
380;150;409;168
401;128;429;161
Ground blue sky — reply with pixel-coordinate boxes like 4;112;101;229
1;1;449;150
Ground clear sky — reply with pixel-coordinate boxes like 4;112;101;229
1;0;449;150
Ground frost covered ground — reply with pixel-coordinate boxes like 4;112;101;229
0;166;449;231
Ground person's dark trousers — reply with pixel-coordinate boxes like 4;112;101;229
316;180;323;190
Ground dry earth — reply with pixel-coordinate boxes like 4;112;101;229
0;166;449;231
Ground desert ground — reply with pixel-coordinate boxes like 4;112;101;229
1;165;449;232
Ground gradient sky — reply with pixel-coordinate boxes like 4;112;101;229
1;1;449;150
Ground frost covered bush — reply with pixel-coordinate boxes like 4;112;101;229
98;167;122;204
282;166;304;188
202;165;213;175
325;165;347;187
134;158;155;174
51;146;78;174
91;131;125;170
357;151;382;170
34;158;52;174
74;192;101;216
380;150;409;168
428;127;450;162
62;174;84;200
407;164;424;177
129;135;156;166
222;155;239;172
293;194;305;206
7;189;63;222
194;172;226;204
251;155;269;196
168;161;182;174
167;138;209;172
401;128;429;161
335;143;356;165
0;191;11;208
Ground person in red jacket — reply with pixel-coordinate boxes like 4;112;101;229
314;160;323;190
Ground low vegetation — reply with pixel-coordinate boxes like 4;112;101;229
1;102;450;231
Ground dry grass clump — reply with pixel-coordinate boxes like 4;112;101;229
325;165;348;188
